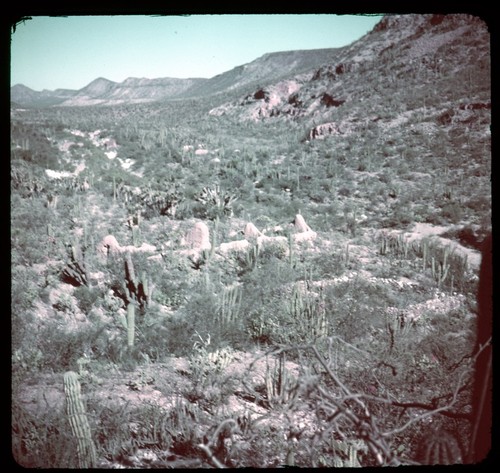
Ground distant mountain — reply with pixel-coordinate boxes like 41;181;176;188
59;76;207;106
10;84;77;107
10;48;343;108
10;76;208;108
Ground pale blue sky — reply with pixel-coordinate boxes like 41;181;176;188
11;14;384;91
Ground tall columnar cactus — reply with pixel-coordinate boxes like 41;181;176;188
245;242;260;271
62;240;88;286
122;254;152;349
126;303;136;348
331;439;363;467
422;431;462;465
63;371;97;468
218;285;242;329
431;245;453;289
288;282;328;340
124;253;151;310
422;239;429;272
132;225;141;247
265;352;294;406
288;232;296;268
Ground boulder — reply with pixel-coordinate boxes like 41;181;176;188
185;221;211;251
98;235;157;258
121;243;157;254
218;239;250;255
293;230;317;243
244;222;263;239
293;215;317;243
294;214;312;233
98;235;121;255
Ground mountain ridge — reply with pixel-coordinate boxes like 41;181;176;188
10;46;349;107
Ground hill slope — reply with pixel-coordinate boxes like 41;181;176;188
209;13;490;132
176;48;343;98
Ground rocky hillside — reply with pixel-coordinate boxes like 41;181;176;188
175;48;343;98
209;14;490;137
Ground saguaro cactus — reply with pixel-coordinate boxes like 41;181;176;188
63;371;97;468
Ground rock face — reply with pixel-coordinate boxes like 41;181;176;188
185;222;211;251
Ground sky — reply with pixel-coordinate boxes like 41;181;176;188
11;14;384;91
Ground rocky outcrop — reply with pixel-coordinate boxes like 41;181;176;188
218;239;251;255
98;235;156;258
307;122;343;140
293;215;317;243
320;93;345;108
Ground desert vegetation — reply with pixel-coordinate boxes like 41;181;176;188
11;14;491;468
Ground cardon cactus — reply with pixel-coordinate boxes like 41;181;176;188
124;253;151;310
62;240;88;286
122;254;152;349
421;431;463;465
63;371;97;468
126;303;136;348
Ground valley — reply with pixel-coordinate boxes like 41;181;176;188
11;14;491;467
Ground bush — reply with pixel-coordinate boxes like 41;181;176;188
37;321;109;371
11;266;41;313
440;202;463;223
12;402;78;468
74;286;102;313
